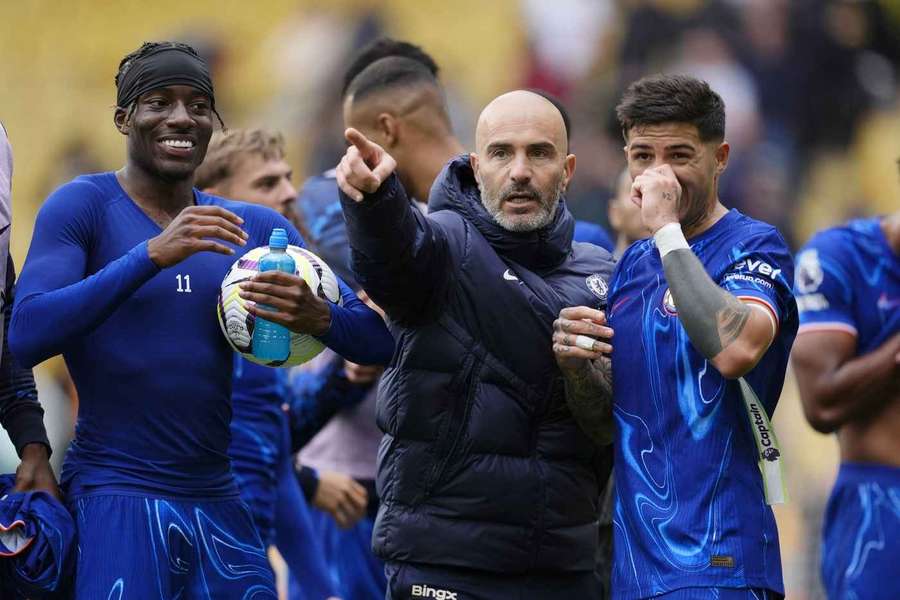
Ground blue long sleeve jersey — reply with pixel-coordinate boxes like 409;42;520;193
9;172;393;498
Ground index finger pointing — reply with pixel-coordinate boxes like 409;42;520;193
345;127;378;164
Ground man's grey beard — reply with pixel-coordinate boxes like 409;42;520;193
481;176;565;233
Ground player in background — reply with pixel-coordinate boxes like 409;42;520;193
0;122;58;500
293;38;462;600
554;74;798;599
9;41;392;599
791;202;899;599
195;128;342;600
607;167;649;258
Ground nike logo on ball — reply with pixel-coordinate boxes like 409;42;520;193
503;269;519;281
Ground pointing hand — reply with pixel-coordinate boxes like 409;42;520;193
336;128;397;202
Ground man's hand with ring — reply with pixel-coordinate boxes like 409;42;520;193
552;307;614;375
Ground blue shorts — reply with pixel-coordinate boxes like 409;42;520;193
69;494;276;599
384;561;601;600
822;462;900;600
651;588;779;599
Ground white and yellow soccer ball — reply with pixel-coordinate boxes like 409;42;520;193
217;244;342;367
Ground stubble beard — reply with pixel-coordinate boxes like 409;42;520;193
481;175;565;233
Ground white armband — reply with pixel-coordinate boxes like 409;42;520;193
654;223;689;258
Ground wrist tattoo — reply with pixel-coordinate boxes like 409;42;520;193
563;357;614;446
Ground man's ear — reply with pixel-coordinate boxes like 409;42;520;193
714;141;730;176
114;106;130;135
562;153;576;191
469;152;479;178
377;113;399;149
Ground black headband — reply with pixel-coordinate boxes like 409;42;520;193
116;45;215;109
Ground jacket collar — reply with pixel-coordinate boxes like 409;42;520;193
427;155;573;273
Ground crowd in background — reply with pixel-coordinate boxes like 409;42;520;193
1;1;898;598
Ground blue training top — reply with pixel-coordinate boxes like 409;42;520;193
10;172;393;499
608;209;797;598
795;216;900;353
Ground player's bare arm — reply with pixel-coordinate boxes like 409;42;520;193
635;164;775;378
552;306;614;446
792;330;900;433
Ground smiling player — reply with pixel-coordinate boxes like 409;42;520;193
9;41;392;599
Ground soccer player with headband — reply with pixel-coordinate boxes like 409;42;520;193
10;41;392;599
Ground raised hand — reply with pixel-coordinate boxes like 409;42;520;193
631;164;682;234
147;205;248;268
238;271;332;336
336;127;397;202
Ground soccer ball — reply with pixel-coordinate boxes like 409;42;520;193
217;244;342;367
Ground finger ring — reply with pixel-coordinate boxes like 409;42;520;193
574;335;596;351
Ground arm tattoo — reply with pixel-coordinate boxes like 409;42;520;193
563;356;614;446
662;248;752;359
716;296;751;350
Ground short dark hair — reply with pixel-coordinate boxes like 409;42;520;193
345;56;438;104
526;88;571;147
342;38;439;97
616;74;725;142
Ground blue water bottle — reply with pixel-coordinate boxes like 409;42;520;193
252;228;295;361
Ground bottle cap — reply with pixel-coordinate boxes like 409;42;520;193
268;228;289;250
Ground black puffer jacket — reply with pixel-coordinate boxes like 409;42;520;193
340;156;615;573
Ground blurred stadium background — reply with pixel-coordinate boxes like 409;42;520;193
1;1;898;597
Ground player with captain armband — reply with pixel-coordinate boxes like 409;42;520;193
554;74;798;600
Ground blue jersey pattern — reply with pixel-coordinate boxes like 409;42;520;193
795;217;900;600
608;210;797;598
795;217;900;351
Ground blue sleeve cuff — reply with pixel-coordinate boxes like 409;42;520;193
134;240;162;278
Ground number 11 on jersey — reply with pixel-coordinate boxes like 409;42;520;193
176;274;192;293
